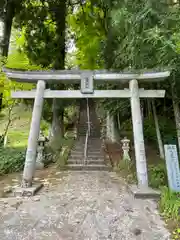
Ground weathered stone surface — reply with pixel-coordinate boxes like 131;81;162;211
0;171;170;240
4;186;12;194
13;183;43;197
129;184;161;199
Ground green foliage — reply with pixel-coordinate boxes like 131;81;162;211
148;163;168;189
172;228;180;240
40;120;49;136
56;137;75;168
117;160;137;184
6;45;41;71
68;1;105;69
0;147;25;175
99;0;180;133
14;0;66;69
121;115;176;144
106;0;180;70
144;115;176;144
45;137;75;167
0;34;41;109
160;186;180;221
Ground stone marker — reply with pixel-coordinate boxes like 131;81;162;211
164;144;180;192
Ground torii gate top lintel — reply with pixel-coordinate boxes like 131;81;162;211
3;67;170;83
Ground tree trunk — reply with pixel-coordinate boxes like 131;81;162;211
2;2;14;57
49;99;62;144
3;101;16;147
0;2;15;111
141;101;144;123
59;109;64;137
171;73;180;152
172;98;180;151
0;93;3;111
147;99;152;119
48;0;66;143
117;113;120;130
152;100;164;159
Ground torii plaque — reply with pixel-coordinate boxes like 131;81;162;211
80;72;94;94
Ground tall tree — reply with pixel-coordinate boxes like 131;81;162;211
14;0;68;143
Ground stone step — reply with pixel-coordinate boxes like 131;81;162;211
70;156;104;160
72;146;102;151
70;149;105;155
74;142;101;145
78;132;101;135
88;150;104;154
69;156;104;162
71;149;103;154
68;160;105;165
70;155;104;159
78;131;101;134
69;155;83;160
71;152;103;157
86;156;104;160
79;127;100;129
78;128;100;131
65;164;111;171
78;125;100;128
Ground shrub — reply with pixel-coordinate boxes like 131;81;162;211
121;116;176;144
56;138;75;168
117;160;137;184
0;147;25;175
148;163;168;189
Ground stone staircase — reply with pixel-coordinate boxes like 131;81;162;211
78;99;101;138
67;137;110;171
66;99;111;171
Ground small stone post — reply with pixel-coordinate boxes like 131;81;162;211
129;79;148;188
22;80;46;187
121;137;131;161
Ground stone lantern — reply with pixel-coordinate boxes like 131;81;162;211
36;131;46;169
121;137;131;161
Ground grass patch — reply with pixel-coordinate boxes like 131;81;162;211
160;186;180;221
0;146;25;175
0;105;30;175
159;186;180;239
0;105;49;175
0;105;31;147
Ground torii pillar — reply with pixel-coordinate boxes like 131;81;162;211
129;79;160;198
130;79;148;187
16;80;46;195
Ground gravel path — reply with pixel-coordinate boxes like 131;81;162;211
0;171;170;240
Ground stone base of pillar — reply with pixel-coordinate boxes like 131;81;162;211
128;184;160;199
13;183;43;197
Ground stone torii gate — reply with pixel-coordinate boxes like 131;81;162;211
3;68;170;197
